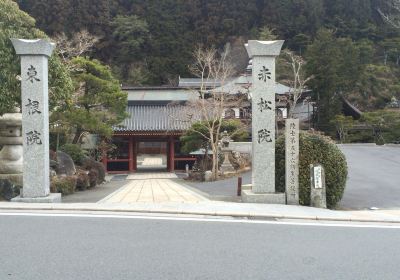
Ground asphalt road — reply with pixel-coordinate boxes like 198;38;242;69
0;214;399;280
185;172;251;201
188;145;400;209
338;145;400;209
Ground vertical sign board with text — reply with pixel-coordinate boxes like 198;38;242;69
285;119;299;205
11;39;54;198
246;40;284;194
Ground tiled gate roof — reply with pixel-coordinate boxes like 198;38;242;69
113;105;193;132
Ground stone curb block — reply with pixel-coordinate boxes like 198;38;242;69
0;205;400;224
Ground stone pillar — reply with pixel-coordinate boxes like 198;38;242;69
241;40;285;204
285;119;299;205
310;163;327;209
11;39;61;203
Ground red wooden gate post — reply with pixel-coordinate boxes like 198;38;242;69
169;136;175;172
128;136;134;172
132;137;137;172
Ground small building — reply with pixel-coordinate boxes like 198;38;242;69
103;87;198;173
103;73;312;173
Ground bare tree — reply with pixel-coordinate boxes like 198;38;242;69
378;0;400;29
171;46;248;180
53;30;100;65
282;50;313;119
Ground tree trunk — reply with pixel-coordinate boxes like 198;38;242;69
211;145;218;180
72;127;83;144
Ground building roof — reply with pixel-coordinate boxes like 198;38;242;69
123;86;196;102
178;77;222;88
178;75;295;96
113;105;193;132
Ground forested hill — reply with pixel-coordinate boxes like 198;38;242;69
16;0;399;87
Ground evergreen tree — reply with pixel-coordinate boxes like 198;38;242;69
305;29;362;132
0;0;72;115
52;57;127;143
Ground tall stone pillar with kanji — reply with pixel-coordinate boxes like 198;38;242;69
11;39;61;203
242;40;286;204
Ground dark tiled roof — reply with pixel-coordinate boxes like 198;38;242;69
113;105;193;132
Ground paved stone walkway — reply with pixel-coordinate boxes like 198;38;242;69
126;173;178;180
99;176;207;204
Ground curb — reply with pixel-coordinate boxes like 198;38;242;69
0;204;399;224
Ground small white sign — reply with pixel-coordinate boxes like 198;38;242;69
314;166;322;189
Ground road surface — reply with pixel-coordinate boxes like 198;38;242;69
338;145;400;209
0;213;399;280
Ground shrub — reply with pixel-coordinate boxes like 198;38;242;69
88;168;99;188
51;176;77;195
76;170;90;191
59;144;87;165
82;158;105;184
275;132;348;208
0;179;21;201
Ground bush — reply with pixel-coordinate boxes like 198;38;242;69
59;144;87;165
76;170;90;191
82;157;105;184
51;176;77;195
88;168;99;188
276;132;348;208
0;179;21;201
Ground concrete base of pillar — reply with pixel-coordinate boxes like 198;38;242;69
241;184;252;191
11;193;62;203
241;189;286;204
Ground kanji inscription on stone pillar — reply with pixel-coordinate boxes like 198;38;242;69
242;40;286;204
11;39;61;202
285;118;299;205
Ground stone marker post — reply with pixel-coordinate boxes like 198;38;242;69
310;163;327;208
11;39;61;203
285;119;299;205
241;40;285;204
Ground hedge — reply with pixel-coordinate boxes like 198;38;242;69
276;132;348;208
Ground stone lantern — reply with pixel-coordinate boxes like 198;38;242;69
220;131;235;173
0;109;23;185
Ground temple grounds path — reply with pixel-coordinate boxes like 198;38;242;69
98;173;207;204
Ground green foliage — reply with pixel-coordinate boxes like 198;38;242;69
361;110;400;144
60;144;87;166
180;119;248;154
221;119;249;141
52;57;127;142
276;132;348;208
257;26;278;40
13;0;400;112
354;64;397;110
306;29;363;133
51;176;77;195
330;115;356;143
180;123;209;154
0;0;73;115
111;15;150;84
